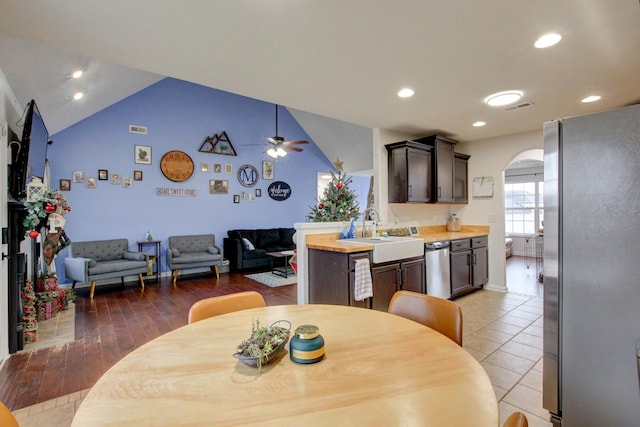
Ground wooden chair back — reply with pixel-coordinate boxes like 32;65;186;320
503;411;528;427
387;290;463;346
188;291;266;324
0;401;19;427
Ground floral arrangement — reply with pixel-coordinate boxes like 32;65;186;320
23;189;71;238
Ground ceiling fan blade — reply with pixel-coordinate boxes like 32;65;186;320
285;146;304;152
266;136;285;145
286;140;309;145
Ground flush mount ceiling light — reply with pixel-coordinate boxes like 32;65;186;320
484;90;523;107
582;95;601;103
73;92;84;100
267;147;287;158
472;121;486;127
535;33;562;49
71;69;83;79
397;88;415;98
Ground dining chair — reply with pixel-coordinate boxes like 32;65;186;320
188;291;266;324
387;290;463;346
503;411;528;427
0;401;19;427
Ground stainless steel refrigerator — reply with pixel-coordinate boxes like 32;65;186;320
543;104;640;426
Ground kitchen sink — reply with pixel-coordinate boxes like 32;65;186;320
338;236;424;264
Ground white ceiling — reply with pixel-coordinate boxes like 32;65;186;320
0;1;639;146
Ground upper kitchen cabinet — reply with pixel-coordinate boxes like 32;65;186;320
454;153;470;204
386;135;470;204
386;140;433;203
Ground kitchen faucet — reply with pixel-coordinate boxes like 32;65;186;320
362;207;380;238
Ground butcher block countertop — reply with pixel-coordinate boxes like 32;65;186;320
306;225;490;253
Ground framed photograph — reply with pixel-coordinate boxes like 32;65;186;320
73;171;84;183
209;179;229;194
201;162;209;173
233;195;240;203
242;191;247;199
133;170;143;181
225;164;232;174
60;179;71;191
123;177;132;188
262;160;274;180
86;177;97;188
98;169;108;180
214;163;222;173
255;188;262;197
135;145;152;165
111;173;121;185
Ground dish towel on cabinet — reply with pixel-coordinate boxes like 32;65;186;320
354;258;373;301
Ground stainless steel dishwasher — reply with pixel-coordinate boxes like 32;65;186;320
425;241;451;299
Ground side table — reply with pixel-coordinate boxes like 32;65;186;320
137;240;162;282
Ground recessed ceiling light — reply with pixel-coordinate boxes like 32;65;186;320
73;92;84;100
397;88;415;98
71;69;83;79
582;95;601;103
535;33;562;49
472;121;486;127
485;91;523;107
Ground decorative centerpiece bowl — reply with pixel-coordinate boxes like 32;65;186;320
234;320;291;370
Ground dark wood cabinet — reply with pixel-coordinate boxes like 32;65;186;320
450;236;488;299
386;135;469;205
370;257;425;311
386;141;432;203
308;249;371;307
454;153;470;204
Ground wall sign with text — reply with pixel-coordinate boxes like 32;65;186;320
267;181;291;201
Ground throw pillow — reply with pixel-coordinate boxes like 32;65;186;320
171;248;181;257
207;246;219;254
242;238;255;251
123;252;145;261
88;259;97;268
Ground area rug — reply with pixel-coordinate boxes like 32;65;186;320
245;272;297;287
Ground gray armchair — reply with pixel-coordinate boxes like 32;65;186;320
167;234;223;285
64;238;148;299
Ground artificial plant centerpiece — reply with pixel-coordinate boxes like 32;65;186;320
234;319;291;371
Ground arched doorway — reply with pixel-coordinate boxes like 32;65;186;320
503;149;543;296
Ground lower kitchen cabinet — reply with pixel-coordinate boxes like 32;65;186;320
370;257;425;311
308;249;371;307
450;236;488;299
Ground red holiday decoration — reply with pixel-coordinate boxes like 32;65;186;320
336;182;343;189
45;204;55;212
28;230;39;238
318;203;323;209
66;206;71;212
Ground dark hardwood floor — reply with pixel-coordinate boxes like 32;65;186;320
0;272;297;411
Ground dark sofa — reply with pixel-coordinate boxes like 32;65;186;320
223;228;295;273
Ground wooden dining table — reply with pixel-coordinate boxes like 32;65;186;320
71;304;498;426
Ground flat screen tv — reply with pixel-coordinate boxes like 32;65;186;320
9;99;51;200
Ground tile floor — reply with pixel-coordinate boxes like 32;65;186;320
11;260;551;426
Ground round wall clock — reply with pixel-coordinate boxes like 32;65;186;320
160;151;194;182
237;164;259;187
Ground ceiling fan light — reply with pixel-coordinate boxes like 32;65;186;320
267;148;279;158
276;147;287;157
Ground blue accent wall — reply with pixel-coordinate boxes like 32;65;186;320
47;77;366;281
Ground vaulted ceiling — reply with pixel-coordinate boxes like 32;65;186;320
1;1;639;165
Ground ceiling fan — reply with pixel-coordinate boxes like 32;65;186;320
265;105;308;158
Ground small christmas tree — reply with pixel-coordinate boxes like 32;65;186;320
307;169;361;222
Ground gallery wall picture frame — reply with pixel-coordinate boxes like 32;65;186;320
111;174;121;185
73;171;84;183
60;179;71;191
135;145;152;165
133;170;143;181
262;160;274;180
209;179;229;194
201;162;209;173
225;164;233;174
98;169;108;180
255;188;262;197
123;177;133;188
86;177;97;188
214;163;222;173
233;195;240;203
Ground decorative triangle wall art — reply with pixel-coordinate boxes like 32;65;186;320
199;131;238;156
